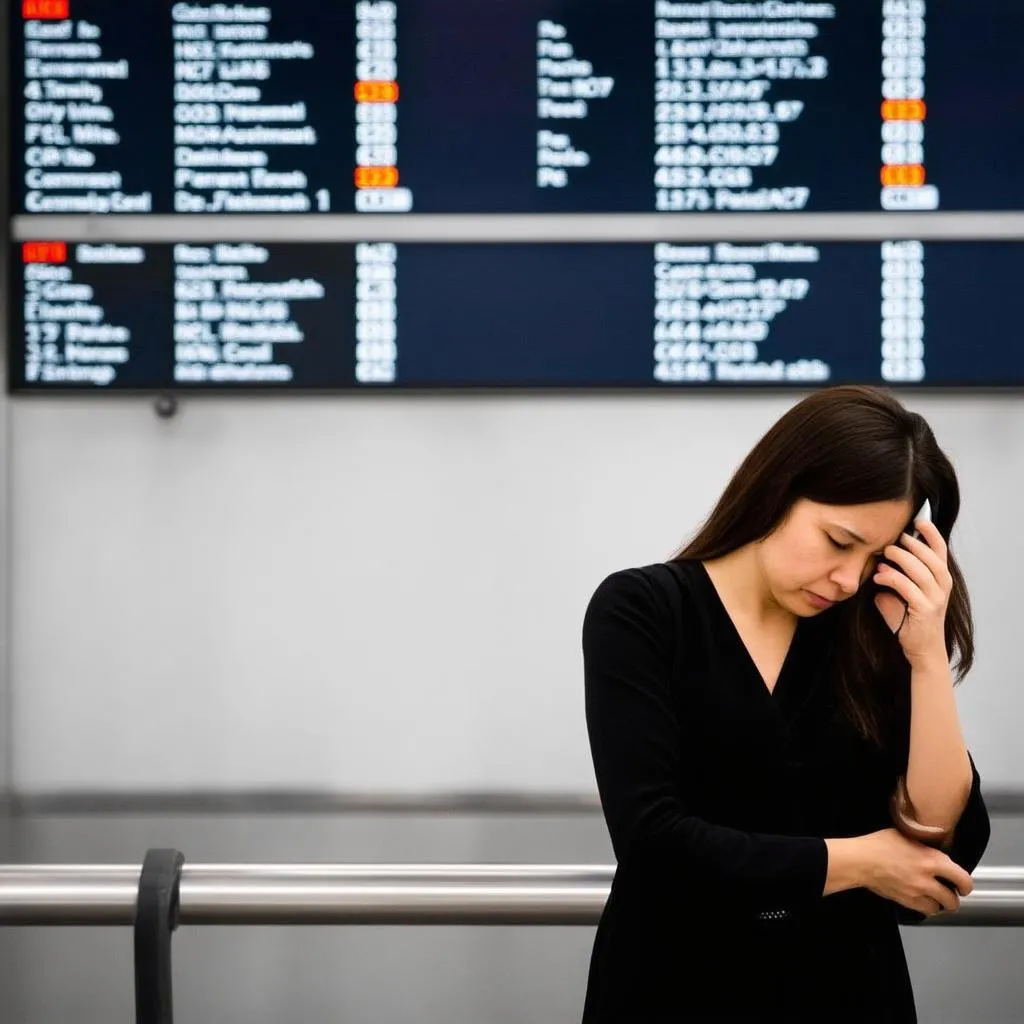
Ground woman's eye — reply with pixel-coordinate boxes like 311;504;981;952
827;536;852;551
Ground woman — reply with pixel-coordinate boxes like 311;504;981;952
581;385;990;1023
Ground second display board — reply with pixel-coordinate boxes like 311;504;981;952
11;239;1019;390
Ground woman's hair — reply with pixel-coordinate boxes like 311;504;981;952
672;384;973;749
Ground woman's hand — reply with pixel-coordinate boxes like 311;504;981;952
856;827;973;917
872;517;953;667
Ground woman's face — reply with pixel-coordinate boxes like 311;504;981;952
757;497;915;617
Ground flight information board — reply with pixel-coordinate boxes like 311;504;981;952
10;239;1022;389
10;1;1023;214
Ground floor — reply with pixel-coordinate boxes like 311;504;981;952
0;808;1022;1023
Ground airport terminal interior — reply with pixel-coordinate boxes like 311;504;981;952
3;1;1024;1022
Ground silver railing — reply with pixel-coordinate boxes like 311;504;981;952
3;856;1023;1024
2;862;1023;927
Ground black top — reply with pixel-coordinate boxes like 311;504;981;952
580;560;991;1024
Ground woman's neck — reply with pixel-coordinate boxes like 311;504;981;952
700;546;797;628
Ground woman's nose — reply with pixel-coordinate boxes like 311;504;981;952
832;561;867;595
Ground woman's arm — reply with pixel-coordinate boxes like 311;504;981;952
888;657;990;927
888;660;991;927
583;568;830;911
872;518;990;872
901;655;972;834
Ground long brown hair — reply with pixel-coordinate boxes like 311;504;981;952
672;385;973;749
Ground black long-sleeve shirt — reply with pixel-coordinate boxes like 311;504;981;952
581;560;990;1023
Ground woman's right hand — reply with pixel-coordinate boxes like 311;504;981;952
857;827;974;916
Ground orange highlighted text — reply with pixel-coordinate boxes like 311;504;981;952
355;166;399;189
881;99;926;121
23;0;69;18
355;81;399;103
881;164;926;187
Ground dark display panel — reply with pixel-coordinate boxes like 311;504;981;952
10;1;1023;214
10;240;1023;390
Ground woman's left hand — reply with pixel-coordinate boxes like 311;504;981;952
873;518;953;666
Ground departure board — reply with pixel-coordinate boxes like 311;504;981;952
10;240;1023;389
10;1;1023;214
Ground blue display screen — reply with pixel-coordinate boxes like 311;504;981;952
9;1;1023;214
10;240;1022;390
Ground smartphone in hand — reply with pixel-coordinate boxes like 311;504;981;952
909;498;932;541
874;498;933;598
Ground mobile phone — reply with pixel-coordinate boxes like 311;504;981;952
909;498;932;540
875;498;932;595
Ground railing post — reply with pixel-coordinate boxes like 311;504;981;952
134;849;185;1024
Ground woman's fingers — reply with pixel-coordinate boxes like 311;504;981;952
928;882;961;914
935;858;973;896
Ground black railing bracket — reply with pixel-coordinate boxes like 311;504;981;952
134;848;186;1024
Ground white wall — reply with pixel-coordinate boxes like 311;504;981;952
8;392;1022;795
0;256;10;795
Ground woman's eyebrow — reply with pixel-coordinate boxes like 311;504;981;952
834;524;868;544
833;524;892;554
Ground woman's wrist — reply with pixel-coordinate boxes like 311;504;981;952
823;836;869;896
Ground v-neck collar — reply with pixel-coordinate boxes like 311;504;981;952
690;559;805;703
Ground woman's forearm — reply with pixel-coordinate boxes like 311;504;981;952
902;654;973;834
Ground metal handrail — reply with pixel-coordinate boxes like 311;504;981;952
1;863;1022;927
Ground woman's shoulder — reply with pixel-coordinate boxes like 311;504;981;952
584;559;705;624
582;561;711;671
